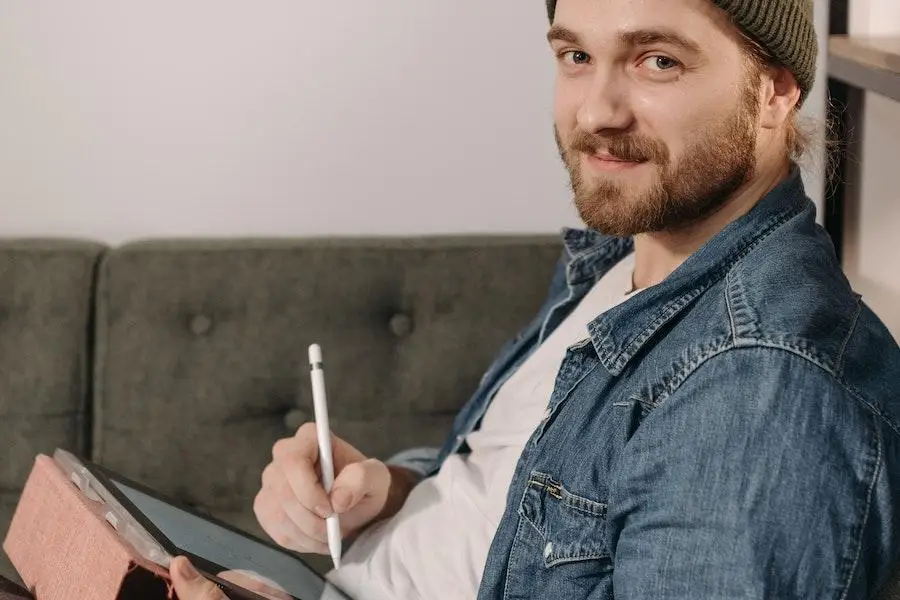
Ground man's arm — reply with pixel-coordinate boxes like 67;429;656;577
606;346;887;599
384;446;440;480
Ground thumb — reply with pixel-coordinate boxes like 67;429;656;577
330;459;384;514
170;557;228;600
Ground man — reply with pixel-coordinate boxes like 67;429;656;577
172;0;900;598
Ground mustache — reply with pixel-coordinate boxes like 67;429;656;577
567;129;669;164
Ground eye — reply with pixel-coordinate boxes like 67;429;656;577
642;55;681;71
559;50;591;66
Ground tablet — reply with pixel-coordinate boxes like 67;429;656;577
53;449;351;600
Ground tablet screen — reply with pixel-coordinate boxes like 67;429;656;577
109;478;349;600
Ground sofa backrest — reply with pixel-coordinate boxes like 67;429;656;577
90;236;562;544
0;240;105;581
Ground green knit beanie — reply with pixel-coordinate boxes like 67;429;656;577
545;0;817;101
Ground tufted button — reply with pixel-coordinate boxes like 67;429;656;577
389;313;414;337
284;408;309;431
190;314;213;335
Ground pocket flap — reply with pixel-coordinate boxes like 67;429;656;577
518;471;610;567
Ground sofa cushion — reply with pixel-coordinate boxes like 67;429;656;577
92;236;561;538
0;240;105;582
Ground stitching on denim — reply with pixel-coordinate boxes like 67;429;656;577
566;237;634;285
638;337;733;410
835;296;863;379
725;270;737;343
503;517;527;600
527;472;608;517
645;341;900;439
532;360;601;446
725;266;760;341
839;380;900;438
523;473;612;567
737;338;836;374
838;413;882;600
546;551;610;567
539;286;575;344
609;205;803;372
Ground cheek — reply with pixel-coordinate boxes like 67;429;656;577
630;91;723;157
554;77;585;132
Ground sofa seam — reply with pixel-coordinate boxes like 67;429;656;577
80;248;105;460
91;249;114;463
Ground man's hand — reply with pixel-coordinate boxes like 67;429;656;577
217;569;292;600
169;558;291;600
254;423;418;554
169;557;228;600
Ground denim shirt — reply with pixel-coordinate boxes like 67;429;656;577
389;165;900;599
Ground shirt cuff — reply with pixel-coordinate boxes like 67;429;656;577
384;447;440;479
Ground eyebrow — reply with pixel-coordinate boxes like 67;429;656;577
546;25;703;55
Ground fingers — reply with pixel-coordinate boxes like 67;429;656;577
280;500;331;554
259;424;384;554
169;557;228;600
217;570;293;600
331;459;388;514
271;428;333;517
253;487;329;555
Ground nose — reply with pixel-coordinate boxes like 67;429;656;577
576;71;635;135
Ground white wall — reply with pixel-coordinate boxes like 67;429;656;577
0;1;576;243
0;1;830;245
845;0;900;336
800;0;832;220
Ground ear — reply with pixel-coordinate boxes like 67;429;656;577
759;65;802;130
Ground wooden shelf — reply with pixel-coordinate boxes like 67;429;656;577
828;35;900;102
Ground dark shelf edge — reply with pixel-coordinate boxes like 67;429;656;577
827;50;900;103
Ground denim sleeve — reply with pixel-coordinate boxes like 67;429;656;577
606;346;887;599
384;447;441;479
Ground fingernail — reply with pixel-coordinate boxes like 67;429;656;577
332;489;351;512
177;557;199;581
314;505;332;519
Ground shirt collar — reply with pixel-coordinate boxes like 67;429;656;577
562;164;812;375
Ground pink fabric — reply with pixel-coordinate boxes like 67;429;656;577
2;455;173;600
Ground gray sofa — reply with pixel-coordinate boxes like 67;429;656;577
0;235;562;584
2;235;899;599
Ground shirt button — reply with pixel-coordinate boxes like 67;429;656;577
456;435;465;444
544;542;553;559
543;407;552;421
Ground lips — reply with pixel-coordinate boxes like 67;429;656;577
591;152;645;163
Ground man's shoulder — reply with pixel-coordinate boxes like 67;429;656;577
716;223;900;423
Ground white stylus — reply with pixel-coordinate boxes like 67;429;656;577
308;343;342;570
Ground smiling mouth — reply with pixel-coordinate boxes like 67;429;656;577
585;153;647;171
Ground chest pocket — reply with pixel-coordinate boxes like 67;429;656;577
518;471;610;567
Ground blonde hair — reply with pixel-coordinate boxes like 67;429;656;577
736;30;819;164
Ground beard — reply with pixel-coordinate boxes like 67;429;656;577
556;85;760;237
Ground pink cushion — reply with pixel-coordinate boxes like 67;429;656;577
2;455;173;600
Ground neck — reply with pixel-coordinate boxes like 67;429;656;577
631;156;791;290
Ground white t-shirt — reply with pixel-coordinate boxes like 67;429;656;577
327;255;639;600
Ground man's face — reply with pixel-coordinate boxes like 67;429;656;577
551;0;763;236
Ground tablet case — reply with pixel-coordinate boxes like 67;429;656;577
2;454;176;600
